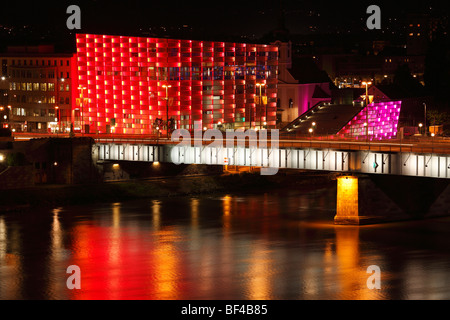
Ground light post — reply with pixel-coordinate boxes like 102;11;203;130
419;123;423;135
162;84;172;138
423;103;427;137
55;106;59;135
431;132;435;152
256;83;265;129
7;105;11;132
78;86;87;136
362;81;372;141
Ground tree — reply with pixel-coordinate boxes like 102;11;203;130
424;27;450;105
393;64;424;94
427;109;449;126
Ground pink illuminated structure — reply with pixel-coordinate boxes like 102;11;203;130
338;101;402;140
75;34;278;134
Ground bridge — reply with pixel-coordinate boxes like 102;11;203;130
92;134;450;225
94;135;450;180
9;132;450;224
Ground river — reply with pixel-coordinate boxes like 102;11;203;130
1;183;450;300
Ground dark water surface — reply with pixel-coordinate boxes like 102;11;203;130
1;185;450;300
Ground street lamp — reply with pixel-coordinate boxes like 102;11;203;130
419;123;423;135
423;103;427;137
256;83;265;129
55;106;59;134
78;86;87;135
162;84;172;138
362;81;372;140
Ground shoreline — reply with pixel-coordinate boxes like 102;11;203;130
0;171;336;214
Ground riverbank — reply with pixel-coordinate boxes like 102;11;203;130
0;171;337;214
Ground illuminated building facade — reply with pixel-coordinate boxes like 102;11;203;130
337;101;402;140
75;34;278;134
0;46;77;133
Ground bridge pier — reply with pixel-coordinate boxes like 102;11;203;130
334;174;410;225
334;175;360;225
334;174;450;225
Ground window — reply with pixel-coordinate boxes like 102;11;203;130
49;96;55;104
13;107;25;116
40;83;47;91
33;83;39;91
65;97;70;104
48;83;55;91
66;72;70;78
60;97;65;104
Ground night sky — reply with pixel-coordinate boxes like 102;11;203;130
0;0;449;50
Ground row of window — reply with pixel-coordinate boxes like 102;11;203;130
13;95;70;105
12;107;69;117
10;82;70;92
10;59;71;67
95;66;277;81
10;69;70;79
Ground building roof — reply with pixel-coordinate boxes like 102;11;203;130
371;84;428;99
282;102;364;135
287;56;332;84
312;85;331;99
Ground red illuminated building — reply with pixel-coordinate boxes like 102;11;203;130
75;34;279;135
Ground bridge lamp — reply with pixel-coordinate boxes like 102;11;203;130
162;84;172;138
309;128;313;133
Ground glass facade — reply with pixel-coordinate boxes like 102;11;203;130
76;34;278;134
338;101;402;140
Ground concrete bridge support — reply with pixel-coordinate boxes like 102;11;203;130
334;174;450;225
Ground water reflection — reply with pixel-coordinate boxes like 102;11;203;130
1;186;450;300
